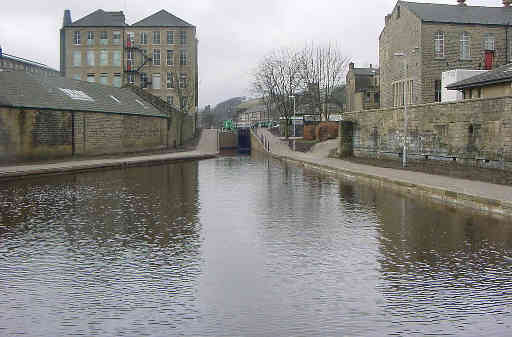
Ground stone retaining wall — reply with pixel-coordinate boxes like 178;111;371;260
340;96;512;170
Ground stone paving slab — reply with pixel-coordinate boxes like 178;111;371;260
254;128;512;218
0;129;219;181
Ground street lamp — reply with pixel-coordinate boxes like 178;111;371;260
394;52;408;168
289;95;296;151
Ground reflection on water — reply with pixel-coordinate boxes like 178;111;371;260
0;154;511;336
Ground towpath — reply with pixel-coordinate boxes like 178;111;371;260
0;129;219;181
254;128;512;217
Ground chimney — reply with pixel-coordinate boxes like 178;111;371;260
370;64;373;69
349;62;355;70
63;9;72;27
504;0;511;7
457;0;467;5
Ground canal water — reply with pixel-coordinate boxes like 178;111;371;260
1;154;512;336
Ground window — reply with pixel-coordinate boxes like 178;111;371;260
72;74;81;80
87;31;95;46
434;79;441;102
180;50;187;65
99;73;108;85
167;71;174;88
100;50;108;66
167;50;174;66
87;50;95;66
141;72;148;88
152;73;161;89
72;51;81;67
167;31;174;44
113;51;121;66
112;31;121;45
434;31;444;58
59;88;94;101
460;32;471;60
73;31;81;45
153;31;160;44
113;73;121;88
140;32;147;44
87;73;95;83
179;72;188;88
167;96;173;105
180;31;187;45
153;49;161;65
100;31;108;45
127;73;135;84
484;33;495;51
127;32;135;43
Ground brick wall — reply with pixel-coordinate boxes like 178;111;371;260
340;96;512;170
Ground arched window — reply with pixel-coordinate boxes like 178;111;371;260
460;32;471;60
434;31;445;58
483;33;495;51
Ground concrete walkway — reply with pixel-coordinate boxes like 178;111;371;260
0;129;219;181
254;128;512;217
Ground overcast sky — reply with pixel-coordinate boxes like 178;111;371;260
0;0;496;108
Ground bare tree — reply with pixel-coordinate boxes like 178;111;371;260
253;48;303;138
170;55;196;147
299;42;350;120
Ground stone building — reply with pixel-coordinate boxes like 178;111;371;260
59;9;198;112
380;0;512;108
345;62;380;112
0;48;59;77
447;62;512;98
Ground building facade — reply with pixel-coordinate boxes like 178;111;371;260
0;49;59;77
380;0;512;108
60;9;198;111
345;62;380;112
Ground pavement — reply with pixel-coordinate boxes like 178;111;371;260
0;129;219;181
254;128;512;217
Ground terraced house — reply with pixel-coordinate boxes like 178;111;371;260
59;9;198;111
380;0;512;108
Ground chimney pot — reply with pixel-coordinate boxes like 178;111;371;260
63;9;72;27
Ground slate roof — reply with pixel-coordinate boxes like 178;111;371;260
70;9;126;27
2;53;59;72
0;71;166;117
446;63;512;90
132;10;194;27
354;68;379;76
400;1;512;25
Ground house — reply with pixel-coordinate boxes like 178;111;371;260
446;62;512;98
345;62;380;112
380;0;512;108
59;8;198;111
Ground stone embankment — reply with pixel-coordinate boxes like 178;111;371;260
252;128;512;218
0;129;219;181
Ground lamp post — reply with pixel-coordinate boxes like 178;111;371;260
289;95;296;151
394;52;408;168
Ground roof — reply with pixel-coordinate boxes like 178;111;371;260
132;10;194;27
0;71;166;117
446;64;512;90
400;1;512;26
354;68;379;76
1;53;59;72
70;9;126;27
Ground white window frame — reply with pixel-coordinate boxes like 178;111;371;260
179;72;187;89
73;31;81;45
100;31;108;45
87;50;95;66
179;50;187;65
153;49;161;65
87;31;95;46
152;73;161;89
99;50;108;66
484;33;495;51
167;71;174;88
153;31;160;44
180;31;187;45
167;50;174;66
112;31;121;45
140;32;147;44
460;32;471;60
167;31;174;44
434;31;444;58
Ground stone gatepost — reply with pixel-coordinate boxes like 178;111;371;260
338;121;354;158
